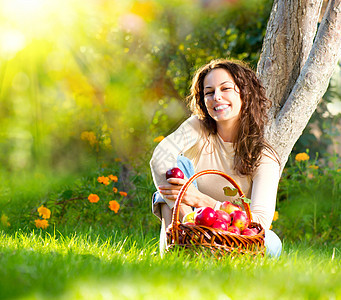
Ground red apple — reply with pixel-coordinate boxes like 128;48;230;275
241;228;257;236
227;225;240;235
182;211;195;224
249;228;259;235
220;201;242;214
194;207;217;227
215;210;231;225
166;167;184;179
230;210;249;231
211;219;228;231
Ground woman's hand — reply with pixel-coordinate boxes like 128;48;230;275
159;178;216;208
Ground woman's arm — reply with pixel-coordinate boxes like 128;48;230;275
159;177;219;210
150;116;201;210
250;152;281;229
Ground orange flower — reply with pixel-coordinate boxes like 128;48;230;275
37;205;51;219
113;187;118;193
295;153;309;162
153;136;165;143
81;131;97;146
97;176;110;185
108;200;120;213
108;175;118;182
97;176;105;183
115;158;122;162
273;211;279;222
88;194;100;203
119;191;128;197
80;131;90;141
35;219;49;229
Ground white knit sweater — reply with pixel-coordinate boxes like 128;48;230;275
150;115;280;229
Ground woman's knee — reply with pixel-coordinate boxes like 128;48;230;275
264;229;282;258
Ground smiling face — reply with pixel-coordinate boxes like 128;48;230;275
203;68;242;130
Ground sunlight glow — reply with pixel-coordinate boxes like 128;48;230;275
0;0;77;41
0;29;26;56
2;0;46;21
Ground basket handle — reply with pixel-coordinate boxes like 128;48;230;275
171;169;252;242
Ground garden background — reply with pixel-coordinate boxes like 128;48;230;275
0;0;340;299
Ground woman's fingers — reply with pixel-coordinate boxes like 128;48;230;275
158;184;182;191
159;188;179;199
163;194;178;200
158;178;186;191
158;179;199;204
166;178;186;185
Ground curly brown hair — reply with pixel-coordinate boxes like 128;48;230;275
187;58;276;176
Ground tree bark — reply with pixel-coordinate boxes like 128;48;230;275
257;0;341;171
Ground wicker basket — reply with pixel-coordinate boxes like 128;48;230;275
166;169;265;257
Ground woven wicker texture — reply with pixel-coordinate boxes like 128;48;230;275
166;170;265;257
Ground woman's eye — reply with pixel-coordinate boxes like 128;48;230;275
222;87;233;91
205;91;213;95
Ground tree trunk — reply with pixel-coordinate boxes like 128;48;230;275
257;0;341;172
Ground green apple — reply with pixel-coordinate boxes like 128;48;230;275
182;211;195;224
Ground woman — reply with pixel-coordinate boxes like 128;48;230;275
150;59;282;257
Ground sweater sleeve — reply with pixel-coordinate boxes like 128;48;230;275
150;116;201;209
250;151;281;230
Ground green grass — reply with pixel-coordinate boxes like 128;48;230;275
0;228;340;300
1;161;340;299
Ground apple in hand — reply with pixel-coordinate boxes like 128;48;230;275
230;210;249;231
166;167;184;179
227;225;240;235
194;207;217;227
220;201;242;214
211;219;228;231
182;211;195;224
241;228;257;236
215;210;231;225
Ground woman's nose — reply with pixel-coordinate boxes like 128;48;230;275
214;89;222;101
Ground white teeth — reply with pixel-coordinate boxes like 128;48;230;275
214;105;230;111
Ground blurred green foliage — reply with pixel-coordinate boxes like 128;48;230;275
0;0;274;173
0;159;159;233
1;1;340;242
275;151;341;246
1;0;339;175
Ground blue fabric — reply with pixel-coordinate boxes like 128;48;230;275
177;155;197;188
152;155;197;218
153;155;196;206
264;229;282;258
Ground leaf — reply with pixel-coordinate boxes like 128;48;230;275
61;190;73;200
240;196;251;204
231;199;243;206
230;196;251;207
223;186;238;196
